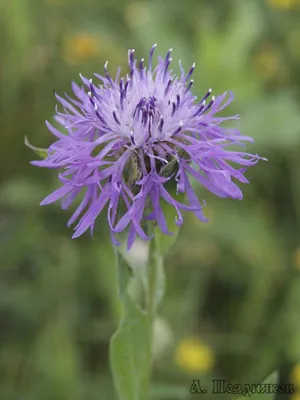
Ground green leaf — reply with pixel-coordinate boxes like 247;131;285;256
153;254;165;309
236;371;278;400
159;156;178;178
24;135;48;159
115;249;133;299
148;236;165;309
159;149;186;179
110;295;151;400
261;371;278;385
126;152;142;190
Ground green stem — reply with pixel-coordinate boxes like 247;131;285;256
110;227;164;400
147;233;158;325
144;223;163;400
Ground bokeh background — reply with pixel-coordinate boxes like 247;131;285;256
2;0;300;399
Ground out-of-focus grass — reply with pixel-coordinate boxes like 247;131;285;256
1;0;300;399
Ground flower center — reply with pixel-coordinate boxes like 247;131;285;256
133;95;160;128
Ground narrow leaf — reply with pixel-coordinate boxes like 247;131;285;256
115;249;133;299
159;149;185;178
236;371;278;400
148;237;165;309
110;295;151;400
24;135;48;159
159;155;178;178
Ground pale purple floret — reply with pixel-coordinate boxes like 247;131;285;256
32;45;263;250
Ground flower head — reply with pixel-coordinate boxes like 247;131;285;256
33;45;263;249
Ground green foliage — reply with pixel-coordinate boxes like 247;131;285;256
110;294;151;400
114;250;133;299
110;252;151;400
24;136;48;159
236;371;278;400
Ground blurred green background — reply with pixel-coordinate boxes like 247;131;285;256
2;0;300;399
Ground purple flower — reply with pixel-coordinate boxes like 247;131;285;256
32;45;263;250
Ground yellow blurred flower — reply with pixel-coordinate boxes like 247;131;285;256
174;337;214;373
292;395;300;400
124;2;150;28
291;364;300;388
293;248;300;270
253;45;286;83
266;0;300;10
254;47;281;78
62;33;100;65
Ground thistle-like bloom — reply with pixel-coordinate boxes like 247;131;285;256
33;45;262;249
